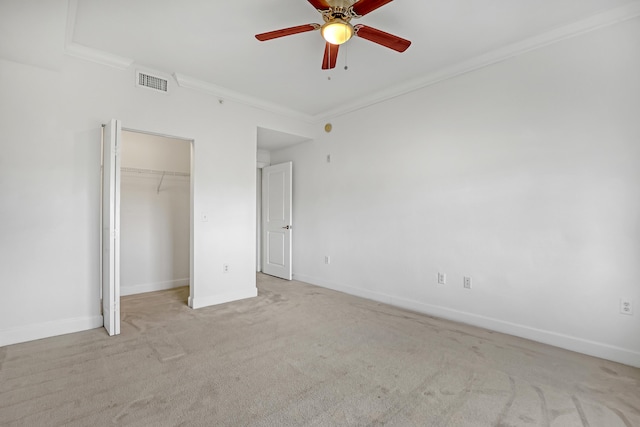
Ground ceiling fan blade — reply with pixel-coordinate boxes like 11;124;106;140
255;24;319;41
322;42;339;69
308;0;331;11
352;0;393;16
354;24;411;52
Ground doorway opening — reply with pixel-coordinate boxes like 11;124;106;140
120;130;192;298
101;120;194;336
256;127;311;280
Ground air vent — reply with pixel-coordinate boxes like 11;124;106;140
136;70;169;94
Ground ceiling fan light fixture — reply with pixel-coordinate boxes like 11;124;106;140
321;19;353;45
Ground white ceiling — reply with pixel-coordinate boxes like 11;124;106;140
66;0;639;118
3;1;638;149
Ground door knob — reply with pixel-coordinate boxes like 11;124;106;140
282;225;291;230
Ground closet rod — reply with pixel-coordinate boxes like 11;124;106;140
121;167;190;177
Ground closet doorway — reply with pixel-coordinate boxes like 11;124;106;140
119;130;192;298
102;121;193;335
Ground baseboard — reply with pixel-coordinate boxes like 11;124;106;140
121;278;189;296
0;315;104;348
190;287;258;309
293;273;640;368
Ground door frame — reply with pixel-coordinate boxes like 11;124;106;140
101;121;196;335
256;161;269;273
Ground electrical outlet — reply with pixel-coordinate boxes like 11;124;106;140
437;272;446;285
620;298;633;315
223;264;229;273
324;256;331;265
463;276;472;289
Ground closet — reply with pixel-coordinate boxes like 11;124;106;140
120;130;191;296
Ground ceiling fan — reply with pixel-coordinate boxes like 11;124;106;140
255;0;411;70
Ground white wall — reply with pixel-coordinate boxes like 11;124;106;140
271;18;640;367
120;131;190;296
121;131;191;173
0;1;314;345
257;149;271;166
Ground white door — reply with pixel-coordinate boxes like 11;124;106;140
262;162;292;280
102;119;121;335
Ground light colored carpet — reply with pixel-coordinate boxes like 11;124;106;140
1;273;638;426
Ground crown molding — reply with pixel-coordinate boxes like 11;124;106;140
61;0;640;123
173;73;315;123
312;1;640;121
64;0;133;69
64;43;134;70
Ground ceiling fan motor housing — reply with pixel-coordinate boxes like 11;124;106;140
320;0;359;21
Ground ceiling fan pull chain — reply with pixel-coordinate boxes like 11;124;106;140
344;44;349;70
